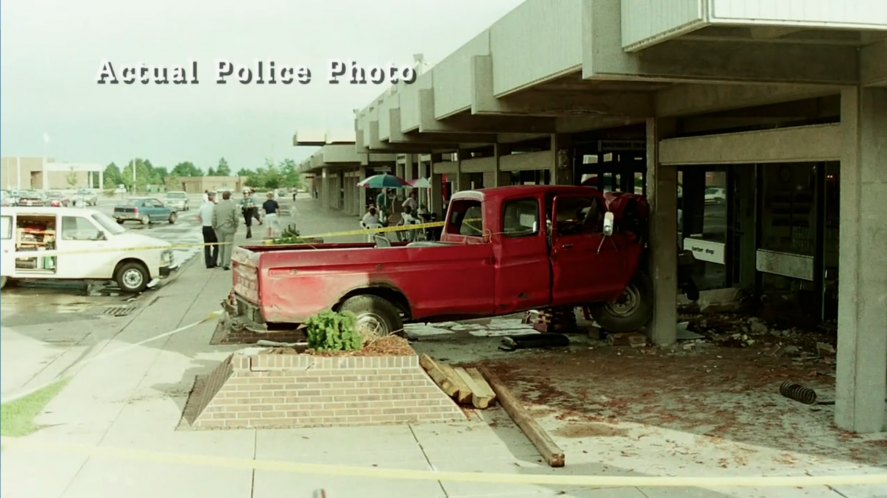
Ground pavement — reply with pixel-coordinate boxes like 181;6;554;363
1;195;885;498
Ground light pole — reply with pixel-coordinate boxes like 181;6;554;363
42;133;50;190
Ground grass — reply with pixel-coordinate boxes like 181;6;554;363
1;379;69;437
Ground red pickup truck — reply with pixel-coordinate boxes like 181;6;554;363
220;185;655;338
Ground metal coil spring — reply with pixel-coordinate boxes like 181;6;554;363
779;381;818;404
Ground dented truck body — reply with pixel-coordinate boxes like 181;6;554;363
222;185;657;336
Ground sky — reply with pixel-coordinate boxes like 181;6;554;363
1;0;525;173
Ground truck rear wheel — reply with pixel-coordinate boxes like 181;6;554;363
339;295;403;339
589;273;653;333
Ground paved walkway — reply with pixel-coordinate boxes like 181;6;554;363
1;196;885;498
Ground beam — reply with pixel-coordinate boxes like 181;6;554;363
861;39;887;87
659;124;841;165
388;108;497;144
419;89;558;134
471;55;653;117
656;83;842;118
584;0;859;86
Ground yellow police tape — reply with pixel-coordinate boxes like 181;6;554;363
9;221;446;258
1;436;885;488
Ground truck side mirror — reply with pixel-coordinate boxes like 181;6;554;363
602;212;614;237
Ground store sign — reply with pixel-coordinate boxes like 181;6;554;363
682;238;725;265
755;249;814;281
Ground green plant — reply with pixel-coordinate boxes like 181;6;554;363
305;310;362;352
281;224;300;238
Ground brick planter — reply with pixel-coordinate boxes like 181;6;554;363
186;349;466;429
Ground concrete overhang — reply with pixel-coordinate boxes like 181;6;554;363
861;38;887;87
293;129;357;146
585;0;868;86
620;0;887;52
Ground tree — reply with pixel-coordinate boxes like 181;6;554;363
103;162;123;188
121;158;155;193
171;161;202;177
216;157;231;176
207;167;216;176
66;168;78;188
236;168;252;177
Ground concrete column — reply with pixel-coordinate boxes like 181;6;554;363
358;166;368;213
550;135;574;186
835;87;887;433
430;153;444;217
492;144;511;187
454;149;469;192
646;119;678;346
320;167;330;210
99;170;104;190
402;154;415;181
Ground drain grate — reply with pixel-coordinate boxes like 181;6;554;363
103;305;136;317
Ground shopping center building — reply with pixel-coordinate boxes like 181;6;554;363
295;0;887;433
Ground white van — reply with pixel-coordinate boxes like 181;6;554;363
0;207;174;293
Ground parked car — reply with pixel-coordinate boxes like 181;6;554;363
17;190;46;207
45;191;71;207
113;197;177;225
705;187;726;204
0;206;173;292
75;188;99;206
164;191;190;211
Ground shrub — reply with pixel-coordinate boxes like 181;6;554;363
305;310;362;352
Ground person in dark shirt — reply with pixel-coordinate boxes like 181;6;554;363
262;192;281;239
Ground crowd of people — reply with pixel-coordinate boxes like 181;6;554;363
196;188;287;270
361;189;431;243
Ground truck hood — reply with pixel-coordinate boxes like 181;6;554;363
113;232;173;250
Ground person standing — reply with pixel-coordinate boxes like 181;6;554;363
240;189;260;239
197;192;219;268
213;190;239;271
262;192;281;239
375;188;390;224
402;190;418;213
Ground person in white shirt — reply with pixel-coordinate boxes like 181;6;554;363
197;192;219;268
402;190;418;213
361;206;381;243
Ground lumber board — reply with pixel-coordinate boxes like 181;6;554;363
439;363;472;404
466;367;496;406
453;367;495;409
477;365;565;467
419;354;459;397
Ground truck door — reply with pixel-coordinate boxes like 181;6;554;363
494;197;550;313
1;214;13;280
550;194;627;306
57;215;111;279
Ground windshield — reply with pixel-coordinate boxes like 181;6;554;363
92;212;126;235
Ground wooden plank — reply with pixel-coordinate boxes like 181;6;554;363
419;354;458;397
466;367;496;408
439;363;472;404
453;367;495;409
477;365;565;468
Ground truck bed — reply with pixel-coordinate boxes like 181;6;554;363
231;241;495;324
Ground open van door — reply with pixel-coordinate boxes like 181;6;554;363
1;213;13;288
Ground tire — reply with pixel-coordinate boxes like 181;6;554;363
115;262;149;293
589;272;653;333
117;219;124;224
338;295;403;338
141;215;150;225
168;212;177;224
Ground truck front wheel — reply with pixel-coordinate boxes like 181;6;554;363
589;273;653;333
339;295;403;339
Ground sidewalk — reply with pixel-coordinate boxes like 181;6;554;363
2;198;885;498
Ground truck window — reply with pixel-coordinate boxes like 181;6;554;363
62;216;102;241
554;196;606;238
1;215;11;239
502;199;539;238
447;200;484;237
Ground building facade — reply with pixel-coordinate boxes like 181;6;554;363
295;0;887;433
